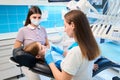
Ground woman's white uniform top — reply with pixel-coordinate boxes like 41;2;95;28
61;46;94;80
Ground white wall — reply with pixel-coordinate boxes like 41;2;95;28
0;0;67;6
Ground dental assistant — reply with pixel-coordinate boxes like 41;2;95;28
14;6;50;80
45;10;100;80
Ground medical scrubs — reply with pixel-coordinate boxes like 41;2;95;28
60;42;94;80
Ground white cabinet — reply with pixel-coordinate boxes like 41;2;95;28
0;38;21;80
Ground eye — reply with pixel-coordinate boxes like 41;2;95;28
38;16;41;19
40;46;43;50
64;24;66;28
33;16;41;19
33;16;37;19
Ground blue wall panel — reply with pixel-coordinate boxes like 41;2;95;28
0;5;66;33
0;5;97;34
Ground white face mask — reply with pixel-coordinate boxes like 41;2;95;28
31;19;41;26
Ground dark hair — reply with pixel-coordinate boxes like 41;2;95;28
64;10;100;60
24;42;40;56
24;6;42;26
24;42;45;62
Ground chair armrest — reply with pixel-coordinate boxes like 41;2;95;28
93;57;120;77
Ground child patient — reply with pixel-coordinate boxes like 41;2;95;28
24;41;98;71
24;41;45;60
23;41;63;69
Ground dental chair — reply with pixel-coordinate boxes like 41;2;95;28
93;57;120;77
10;47;120;78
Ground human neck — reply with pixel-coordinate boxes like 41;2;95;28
31;24;38;28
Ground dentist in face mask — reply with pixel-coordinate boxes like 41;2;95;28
14;6;50;80
30;14;41;27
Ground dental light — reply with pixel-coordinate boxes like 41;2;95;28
66;0;98;14
66;0;77;10
76;0;99;14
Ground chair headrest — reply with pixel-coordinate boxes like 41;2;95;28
13;47;37;68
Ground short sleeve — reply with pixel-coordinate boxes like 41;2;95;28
61;46;82;75
16;28;24;42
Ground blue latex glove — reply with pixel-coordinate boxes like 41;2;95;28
44;49;54;65
51;45;64;55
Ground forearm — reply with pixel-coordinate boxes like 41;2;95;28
49;63;62;80
49;63;73;80
45;49;72;80
45;38;50;48
14;40;22;48
63;51;67;57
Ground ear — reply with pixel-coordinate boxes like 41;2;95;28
35;55;41;59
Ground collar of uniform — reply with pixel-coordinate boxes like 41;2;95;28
27;24;41;30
